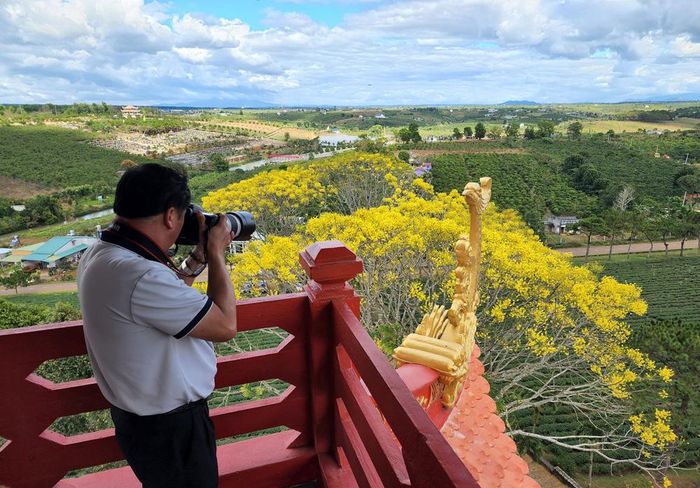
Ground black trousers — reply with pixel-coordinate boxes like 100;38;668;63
110;399;218;488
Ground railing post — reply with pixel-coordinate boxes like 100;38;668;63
299;241;363;462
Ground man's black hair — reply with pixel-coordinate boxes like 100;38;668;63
113;163;191;218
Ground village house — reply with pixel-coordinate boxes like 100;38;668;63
121;105;142;118
543;215;580;234
0;236;97;270
319;134;359;147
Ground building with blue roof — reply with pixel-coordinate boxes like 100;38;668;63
20;236;96;269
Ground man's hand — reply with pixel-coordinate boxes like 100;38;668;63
191;210;207;263
190;213;237;342
207;214;233;258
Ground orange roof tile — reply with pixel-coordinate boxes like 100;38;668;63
441;345;541;488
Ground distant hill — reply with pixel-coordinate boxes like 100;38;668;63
500;100;539;106
626;93;700;103
156;99;276;109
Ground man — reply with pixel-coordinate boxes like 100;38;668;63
78;163;237;487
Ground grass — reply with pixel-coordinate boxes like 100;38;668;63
5;291;80;308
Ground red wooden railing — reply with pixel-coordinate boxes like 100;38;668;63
0;241;478;488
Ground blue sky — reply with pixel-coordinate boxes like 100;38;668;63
164;0;373;30
1;0;699;106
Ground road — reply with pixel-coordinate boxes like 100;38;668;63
555;238;699;257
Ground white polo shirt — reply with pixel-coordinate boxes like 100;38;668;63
77;240;217;415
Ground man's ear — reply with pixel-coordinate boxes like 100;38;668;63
163;207;180;230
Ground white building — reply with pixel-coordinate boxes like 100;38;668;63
544;216;580;234
319;134;359;147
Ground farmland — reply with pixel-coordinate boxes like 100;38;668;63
194;119;317;140
557;118;700;134
599;255;700;325
0;126;145;189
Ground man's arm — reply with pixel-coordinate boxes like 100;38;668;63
189;215;237;342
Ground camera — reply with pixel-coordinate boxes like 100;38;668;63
176;204;256;245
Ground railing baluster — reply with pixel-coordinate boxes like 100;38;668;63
333;300;479;487
335;344;411;488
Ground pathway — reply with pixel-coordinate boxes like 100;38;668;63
556;239;699;257
0;269;209;297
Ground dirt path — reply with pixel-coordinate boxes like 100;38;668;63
0;268;210;297
556;239;699;257
523;455;568;488
407;147;526;157
0;281;79;296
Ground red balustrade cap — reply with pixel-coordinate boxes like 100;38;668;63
300;241;363;284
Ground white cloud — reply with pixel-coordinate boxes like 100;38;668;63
172;47;212;64
0;0;699;105
671;35;700;58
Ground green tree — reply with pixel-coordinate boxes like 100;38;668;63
536;120;556;138
452;127;462;140
474;122;486;140
24;195;63;227
523;126;536;139
655;203;678;257
464;126;473;138
676;174;700;195
603;208;627;259
505;124;519;139
398;127;412;143
368;125;384;139
209;153;229;173
572;164;608;194
578;216;607;260
673;203;700;256
634;201;661;257
567;121;583;140
397;150;410;163
562;154;586;173
407;123;422;143
0;265;37;294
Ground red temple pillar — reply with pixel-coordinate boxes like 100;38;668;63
299;241;363;474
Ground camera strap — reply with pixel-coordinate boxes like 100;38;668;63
101;221;187;277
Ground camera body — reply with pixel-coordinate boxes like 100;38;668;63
176;204;256;245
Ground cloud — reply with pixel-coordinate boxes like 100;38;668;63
0;0;699;105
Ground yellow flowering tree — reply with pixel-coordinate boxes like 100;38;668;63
206;151;678;483
202;152;415;237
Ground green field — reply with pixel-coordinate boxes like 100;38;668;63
5;291;80;308
0;126;151;189
598;255;700;325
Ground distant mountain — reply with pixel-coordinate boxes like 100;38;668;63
155;99;276;109
626;93;700;103
500;100;539;106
